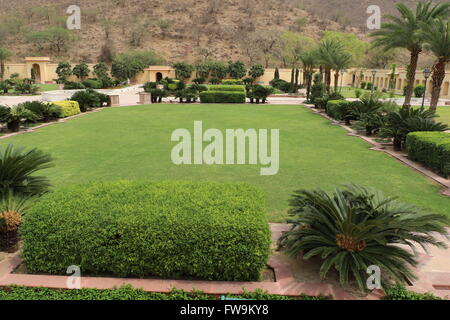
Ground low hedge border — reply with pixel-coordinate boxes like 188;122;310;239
200;91;246;103
21;180;271;281
208;85;246;92
405;132;450;178
0;286;330;300
0;284;441;300
52;101;81;118
326;100;351;121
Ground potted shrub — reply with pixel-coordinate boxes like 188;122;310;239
0;193;29;253
0;81;11;94
5;104;37;132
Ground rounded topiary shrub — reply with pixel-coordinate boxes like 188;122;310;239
21;180;271;281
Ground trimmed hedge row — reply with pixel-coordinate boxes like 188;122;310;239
0;286;329;300
200;91;246;103
405;132;450;178
52;101;81;117
208;85;246;92
21;180;271;281
326;100;351;120
222;79;244;85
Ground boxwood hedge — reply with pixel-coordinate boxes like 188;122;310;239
405;132;450;178
21;180;271;281
208;85;246;92
200;91;246;103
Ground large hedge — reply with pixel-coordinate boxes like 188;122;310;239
200;91;246;103
21;180;271;281
405;132;450;178
208;85;246;92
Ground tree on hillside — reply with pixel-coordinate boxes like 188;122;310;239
371;0;450;107
0;48;12;81
420;19;450;111
365;47;399;69
111;50;165;81
247;31;281;68
26;27;75;54
321;31;369;67
276;32;317;68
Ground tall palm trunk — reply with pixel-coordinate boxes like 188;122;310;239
0;60;5;80
334;71;339;92
325;68;331;93
403;49;421;107
429;59;447;112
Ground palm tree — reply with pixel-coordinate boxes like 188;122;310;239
371;1;450;107
299;51;317;101
278;185;449;291
0;144;54;197
316;39;343;93
420;19;450;112
0;48;12;81
331;51;353;92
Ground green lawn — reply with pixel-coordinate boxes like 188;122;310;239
1;83;58;95
38;83;58;92
1;104;449;222
340;87;402;99
437;106;450;126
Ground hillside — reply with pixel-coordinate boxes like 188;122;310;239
0;0;444;66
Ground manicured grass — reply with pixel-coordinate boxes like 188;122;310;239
340;87;402;99
38;83;58;92
437;106;450;126
1;104;449;222
0;83;58;96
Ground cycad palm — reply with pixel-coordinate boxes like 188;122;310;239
371;0;450;107
380;106;448;150
420;19;450;111
0;144;54;198
278;185;449;292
